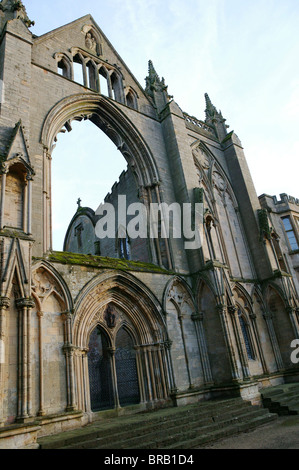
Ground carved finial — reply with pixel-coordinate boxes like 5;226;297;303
204;93;218;119
204;93;229;141
77;198;81;209
145;59;171;101
0;0;35;28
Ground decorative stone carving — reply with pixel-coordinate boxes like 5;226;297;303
85;32;97;53
213;171;226;191
0;0;35;27
192;147;211;170
104;304;117;329
32;268;64;303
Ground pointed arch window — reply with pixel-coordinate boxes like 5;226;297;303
238;309;255;360
56;54;72;80
125;88;138;110
98;66;110;97
119;235;131;260
86;60;98;91
110;71;124;103
73;54;85;86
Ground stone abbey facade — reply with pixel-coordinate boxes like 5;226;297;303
0;0;299;449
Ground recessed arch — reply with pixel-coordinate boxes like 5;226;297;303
31;260;73;313
71;270;170;411
163;275;195;313
41;93;160;188
73;270;166;349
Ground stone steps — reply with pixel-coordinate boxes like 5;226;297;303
261;383;299;416
38;397;277;450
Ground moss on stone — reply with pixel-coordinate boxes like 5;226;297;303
35;251;174;274
221;131;234;144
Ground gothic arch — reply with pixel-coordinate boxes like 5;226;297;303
70;270;171;412
41;93;160;188
232;283;253;311
264;283;296;368
81;23;103;56
73;270;166;348
196;277;232;384
163;276;195;313
163;276;214;389
31;260;73;312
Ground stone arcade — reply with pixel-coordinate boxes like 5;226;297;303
0;0;299;449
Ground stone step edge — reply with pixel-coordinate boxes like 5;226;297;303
85;410;276;450
167;414;278;450
38;398;250;448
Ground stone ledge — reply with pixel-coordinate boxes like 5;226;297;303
0;423;41;450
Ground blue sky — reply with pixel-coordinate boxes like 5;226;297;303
24;1;299;250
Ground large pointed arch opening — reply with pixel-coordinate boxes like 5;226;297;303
41;93;163;266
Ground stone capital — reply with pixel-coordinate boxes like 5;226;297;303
228;305;237;315
216;303;226;314
0;297;10;309
62;342;77;355
106;347;116;356
164;339;173;350
15;298;35;310
191;312;204;322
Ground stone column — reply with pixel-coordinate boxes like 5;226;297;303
15;298;35;422
154;184;173;270
107;347;120;409
228;306;251;380
135;346;146;404
217;304;241;381
157;345;168;399
43;148;52;252
143;346;153;402
0;297;10;427
147;347;158;401
107;73;113;99
37;310;45;416
82;59;88;88
164;340;177;394
62;311;77;411
146;185;163;266
82;349;90;413
287;306;299;339
263;311;284;370
249;313;269;375
62;343;77;412
177;311;194;389
191;312;214;385
0;170;7;230
26;174;33;235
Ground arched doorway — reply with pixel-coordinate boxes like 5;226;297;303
71;271;171;413
88;326;114;411
115;327;140;407
87;324;140;412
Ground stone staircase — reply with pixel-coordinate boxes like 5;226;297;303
261;383;299;416
38;397;277;449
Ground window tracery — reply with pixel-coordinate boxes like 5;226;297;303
55;47;127;104
238;308;255;360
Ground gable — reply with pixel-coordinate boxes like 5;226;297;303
1;121;34;174
32;15;154;110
